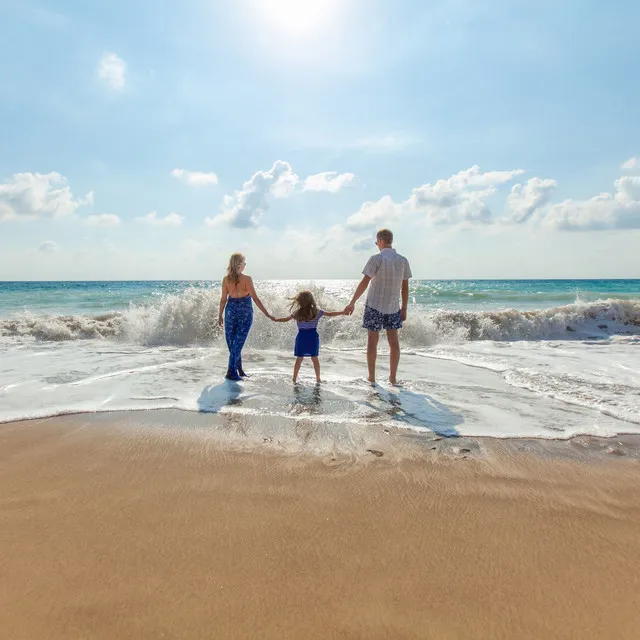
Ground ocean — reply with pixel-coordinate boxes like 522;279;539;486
1;279;639;444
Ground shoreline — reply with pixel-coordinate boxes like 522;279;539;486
2;408;640;461
2;412;640;639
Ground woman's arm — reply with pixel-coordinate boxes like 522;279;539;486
247;277;272;318
218;278;228;327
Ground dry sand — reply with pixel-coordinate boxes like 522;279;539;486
1;413;639;639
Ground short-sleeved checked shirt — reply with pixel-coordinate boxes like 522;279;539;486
362;248;412;314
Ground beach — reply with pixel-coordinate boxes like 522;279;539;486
2;411;640;640
2;279;640;638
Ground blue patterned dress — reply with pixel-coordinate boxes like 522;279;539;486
224;295;253;380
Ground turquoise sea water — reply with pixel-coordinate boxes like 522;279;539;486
1;279;639;316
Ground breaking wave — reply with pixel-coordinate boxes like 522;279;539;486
1;286;639;347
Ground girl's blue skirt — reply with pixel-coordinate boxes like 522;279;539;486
294;329;320;357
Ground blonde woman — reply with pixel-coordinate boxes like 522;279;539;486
218;253;272;381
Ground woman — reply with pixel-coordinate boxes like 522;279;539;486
218;253;271;381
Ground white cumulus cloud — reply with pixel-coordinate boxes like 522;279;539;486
621;156;638;171
208;160;299;228
97;52;126;91
543;175;640;231
38;240;59;253
346;195;402;231
303;171;355;193
86;214;121;227
352;236;374;251
209;161;357;228
406;166;525;224
136;211;184;226
346;166;524;230
506;177;558;224
0;172;93;221
171;169;218;187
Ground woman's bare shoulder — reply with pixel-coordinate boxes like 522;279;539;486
240;274;253;283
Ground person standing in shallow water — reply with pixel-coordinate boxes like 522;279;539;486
218;253;272;381
344;228;412;385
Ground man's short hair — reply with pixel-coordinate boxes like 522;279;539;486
376;228;393;245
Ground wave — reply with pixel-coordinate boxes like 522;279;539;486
1;286;639;347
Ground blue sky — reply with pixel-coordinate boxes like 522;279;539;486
1;0;639;280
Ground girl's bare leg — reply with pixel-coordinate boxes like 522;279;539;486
293;357;303;383
311;356;321;383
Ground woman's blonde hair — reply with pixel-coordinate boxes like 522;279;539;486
226;253;246;285
289;290;318;323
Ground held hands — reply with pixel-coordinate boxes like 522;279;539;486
343;303;355;316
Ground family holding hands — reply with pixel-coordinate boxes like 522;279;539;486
218;228;412;385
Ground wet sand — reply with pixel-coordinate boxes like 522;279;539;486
1;413;640;639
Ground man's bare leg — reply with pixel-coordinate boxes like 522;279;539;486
367;331;379;383
387;329;400;384
311;356;321;383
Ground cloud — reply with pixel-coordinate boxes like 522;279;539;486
303;171;355;193
352;236;374;251
86;214;121;227
621;156;638;171
171;169;218;187
0;172;93;221
543;175;640;231
38;240;58;253
346;166;524;230
506;177;557;224
208;160;298;228
346;195;401;231
406;166;525;224
207;160;360;228
136;211;184;226
97;52;126;91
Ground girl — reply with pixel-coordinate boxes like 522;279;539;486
218;253;272;381
272;290;345;383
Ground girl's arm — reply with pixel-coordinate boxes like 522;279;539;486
247;277;272;318
323;310;345;317
272;316;293;323
218;278;228;327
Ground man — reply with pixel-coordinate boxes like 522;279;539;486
344;228;412;384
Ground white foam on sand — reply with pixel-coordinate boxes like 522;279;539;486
1;339;637;441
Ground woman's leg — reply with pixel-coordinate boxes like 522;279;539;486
311;357;321;383
225;305;238;374
293;357;303;383
229;303;253;373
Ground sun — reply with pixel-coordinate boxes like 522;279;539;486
254;0;340;35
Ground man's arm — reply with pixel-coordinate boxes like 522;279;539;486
401;279;409;321
344;276;371;315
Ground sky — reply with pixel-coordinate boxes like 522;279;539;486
1;0;639;280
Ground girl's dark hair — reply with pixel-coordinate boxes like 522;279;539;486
289;290;318;322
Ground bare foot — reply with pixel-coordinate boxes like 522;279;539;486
367;377;376;385
293;378;298;384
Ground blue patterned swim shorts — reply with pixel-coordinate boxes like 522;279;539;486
362;305;402;331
